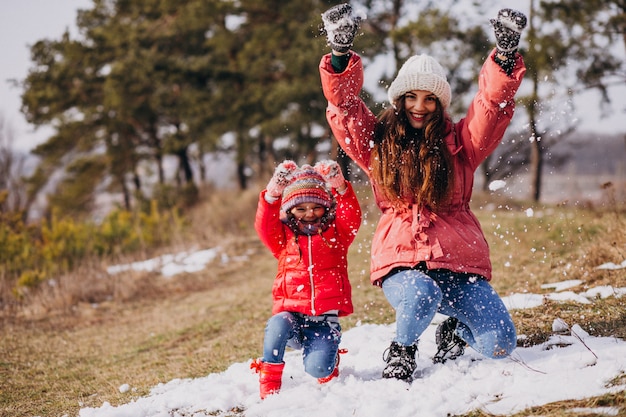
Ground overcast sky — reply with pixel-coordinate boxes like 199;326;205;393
1;0;623;154
0;0;91;152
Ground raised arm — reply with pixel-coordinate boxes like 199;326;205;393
458;9;528;169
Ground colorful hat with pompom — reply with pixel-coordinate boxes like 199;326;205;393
281;166;333;213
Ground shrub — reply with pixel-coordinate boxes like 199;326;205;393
0;200;185;309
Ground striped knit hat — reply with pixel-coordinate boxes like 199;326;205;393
281;166;333;213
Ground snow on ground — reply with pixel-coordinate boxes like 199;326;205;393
79;250;626;417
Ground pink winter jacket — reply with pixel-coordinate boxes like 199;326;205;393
255;183;362;317
319;49;526;285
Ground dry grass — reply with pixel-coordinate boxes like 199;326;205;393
1;237;275;416
1;185;625;417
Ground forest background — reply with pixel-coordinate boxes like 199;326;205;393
1;0;625;349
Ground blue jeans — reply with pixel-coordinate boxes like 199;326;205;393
382;268;516;359
262;311;342;378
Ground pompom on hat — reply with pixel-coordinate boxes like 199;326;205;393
281;166;334;213
387;54;451;110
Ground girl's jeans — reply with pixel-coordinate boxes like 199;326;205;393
263;311;341;378
382;268;516;359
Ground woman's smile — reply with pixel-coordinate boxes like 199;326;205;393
409;112;426;123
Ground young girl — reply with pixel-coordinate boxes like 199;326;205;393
251;160;361;399
319;4;527;381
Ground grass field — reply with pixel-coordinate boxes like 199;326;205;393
1;185;625;417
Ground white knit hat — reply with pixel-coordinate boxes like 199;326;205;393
387;54;451;110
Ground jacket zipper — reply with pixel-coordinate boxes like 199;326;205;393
307;235;316;315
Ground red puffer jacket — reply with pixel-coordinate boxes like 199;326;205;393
319;49;526;285
255;183;362;316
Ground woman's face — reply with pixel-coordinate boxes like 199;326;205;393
290;202;326;224
403;90;438;129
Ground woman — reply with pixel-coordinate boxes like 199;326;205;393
319;5;527;381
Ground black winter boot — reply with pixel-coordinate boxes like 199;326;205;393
382;341;418;381
433;317;466;364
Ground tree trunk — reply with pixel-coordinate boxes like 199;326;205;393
197;142;207;182
258;134;274;180
176;146;194;184
237;161;247;189
480;154;493;192
529;128;543;202
528;0;543;202
120;174;131;210
133;169;141;192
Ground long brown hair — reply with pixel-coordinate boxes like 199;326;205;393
370;96;454;209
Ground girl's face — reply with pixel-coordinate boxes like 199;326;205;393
404;90;438;129
290;202;326;224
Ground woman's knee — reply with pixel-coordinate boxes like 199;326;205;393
496;321;517;358
477;325;517;359
383;270;442;307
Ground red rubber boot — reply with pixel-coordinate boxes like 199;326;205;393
250;359;285;399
